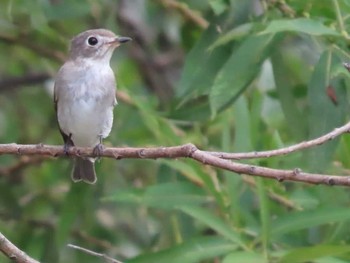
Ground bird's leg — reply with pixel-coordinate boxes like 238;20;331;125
63;133;74;155
93;135;104;160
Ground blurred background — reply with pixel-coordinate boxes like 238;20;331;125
1;0;350;262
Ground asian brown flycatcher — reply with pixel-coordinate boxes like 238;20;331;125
54;29;131;184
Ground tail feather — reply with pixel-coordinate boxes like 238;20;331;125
72;158;97;184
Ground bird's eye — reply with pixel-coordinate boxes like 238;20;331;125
87;37;98;46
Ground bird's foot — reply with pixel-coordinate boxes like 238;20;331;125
63;133;74;156
63;142;72;156
93;143;104;161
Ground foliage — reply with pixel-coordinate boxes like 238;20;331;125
1;0;350;262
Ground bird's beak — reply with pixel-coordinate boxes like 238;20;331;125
116;36;132;43
108;36;132;45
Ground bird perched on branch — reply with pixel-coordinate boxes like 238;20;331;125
54;29;131;184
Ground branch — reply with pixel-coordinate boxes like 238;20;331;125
0;156;47;177
0;73;51;92
206;121;350;160
0;122;350;186
116;0;177;103
157;0;209;29
1;116;350;187
67;244;123;263
0;34;65;63
265;0;296;17
0;232;39;263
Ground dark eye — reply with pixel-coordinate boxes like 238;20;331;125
87;37;98;46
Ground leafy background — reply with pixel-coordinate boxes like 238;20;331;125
1;0;350;262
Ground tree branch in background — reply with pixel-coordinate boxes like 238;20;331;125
67;244;123;263
1;120;350;186
0;156;47;184
116;0;181;103
0;73;51;92
157;0;209;29
0;232;40;263
0;34;66;63
0;73;134;106
265;0;296;17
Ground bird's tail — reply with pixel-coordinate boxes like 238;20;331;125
71;158;97;184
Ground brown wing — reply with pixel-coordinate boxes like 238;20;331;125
54;74;74;148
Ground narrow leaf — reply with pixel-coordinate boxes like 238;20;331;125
209;33;278;115
178;205;246;248
306;50;347;171
271;207;350;238
104;182;208;209
279;245;350;263
260;18;341;36
128;236;237;263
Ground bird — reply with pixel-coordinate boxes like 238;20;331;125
54;29;131;184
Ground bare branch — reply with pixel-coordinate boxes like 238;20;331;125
0;73;51;92
206;121;350;160
1;120;350;187
0;156;47;177
67;244;123;263
190;150;350;186
0;231;40;263
0;134;350;186
157;0;209;29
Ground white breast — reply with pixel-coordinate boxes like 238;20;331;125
56;60;116;147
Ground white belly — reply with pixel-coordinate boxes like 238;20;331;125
55;59;116;147
58;97;114;147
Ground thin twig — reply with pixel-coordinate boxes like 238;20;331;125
332;0;349;38
67;244;123;263
158;0;209;29
0;231;40;263
205;121;350;160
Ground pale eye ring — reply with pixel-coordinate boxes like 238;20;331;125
87;36;98;46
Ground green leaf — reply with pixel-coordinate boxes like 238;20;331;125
271;48;307;140
271;207;350;238
208;23;254;51
233;96;252;151
257;178;270;256
223;251;267;263
209;0;229;15
306;50;347;171
56;184;91;247
128;236;237;263
104;182;208;209
43;1;91;21
178;205;246;248
160;160;205;185
279;245;350;263
177;24;231;101
260;18;341;36
209;33;278;115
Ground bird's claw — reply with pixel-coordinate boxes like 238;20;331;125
63;143;71;156
93;143;104;161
